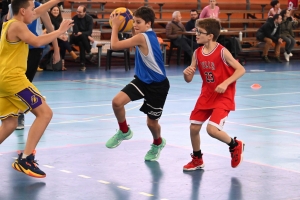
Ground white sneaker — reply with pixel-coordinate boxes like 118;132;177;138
289;53;293;57
284;52;290;62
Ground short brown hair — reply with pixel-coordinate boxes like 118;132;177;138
133;6;155;28
195;18;221;41
11;0;31;15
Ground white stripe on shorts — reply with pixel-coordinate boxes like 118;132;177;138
130;83;145;96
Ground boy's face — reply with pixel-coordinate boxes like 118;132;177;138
133;16;151;34
195;27;211;44
23;1;35;24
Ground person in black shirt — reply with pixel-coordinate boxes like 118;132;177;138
185;9;199;32
70;5;93;71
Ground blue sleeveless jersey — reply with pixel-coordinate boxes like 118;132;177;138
135;29;166;84
27;2;44;49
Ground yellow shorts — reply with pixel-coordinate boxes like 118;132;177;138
0;85;43;120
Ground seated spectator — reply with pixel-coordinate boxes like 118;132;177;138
48;5;78;70
279;9;298;61
70;5;93;71
256;14;283;63
268;0;281;18
185;9;199;42
166;11;198;59
199;0;220;19
185;9;199;32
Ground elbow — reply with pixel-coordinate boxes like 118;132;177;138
31;41;43;48
241;67;246;75
110;44;120;51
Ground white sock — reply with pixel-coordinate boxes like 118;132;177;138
22;153;28;159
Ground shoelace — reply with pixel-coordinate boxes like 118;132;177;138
147;144;159;155
29;159;40;169
187;154;200;164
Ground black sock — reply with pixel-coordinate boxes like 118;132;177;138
193;150;202;158
228;138;237;149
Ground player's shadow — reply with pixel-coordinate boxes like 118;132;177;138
12;181;46;200
228;177;243;200
183;170;205;200
144;161;164;197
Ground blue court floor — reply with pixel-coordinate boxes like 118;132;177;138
1;59;300;200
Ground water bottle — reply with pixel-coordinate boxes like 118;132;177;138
239;31;242;42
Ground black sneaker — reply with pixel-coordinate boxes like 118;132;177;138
275;57;283;63
16;114;24;130
79;63;86;71
12;151;46;178
262;56;271;63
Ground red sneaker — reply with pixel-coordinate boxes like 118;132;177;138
230;137;245;168
183;154;205;171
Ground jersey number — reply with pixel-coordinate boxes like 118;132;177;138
205;72;215;83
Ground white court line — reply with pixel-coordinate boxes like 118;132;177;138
44;102;300;127
139;192;154;197
236;104;300;111
118;186;130;190
43;165;55;168
181;113;300;135
60;170;72;173
236;92;300;97
226;121;300;135
98;180;110;184
78;175;91;179
49;91;300;110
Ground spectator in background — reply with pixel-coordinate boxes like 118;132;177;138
279;9;298;61
0;0;11;19
166;11;198;59
70;5;93;71
0;0;11;35
199;0;220;19
48;5;78;70
256;14;283;63
268;0;281;18
185;9;199;32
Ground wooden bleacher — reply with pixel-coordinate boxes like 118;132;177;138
61;0;300;66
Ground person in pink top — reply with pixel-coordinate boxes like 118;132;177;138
199;0;220;19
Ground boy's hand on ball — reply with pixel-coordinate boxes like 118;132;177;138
110;12;125;28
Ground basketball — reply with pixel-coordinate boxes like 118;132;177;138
109;7;133;32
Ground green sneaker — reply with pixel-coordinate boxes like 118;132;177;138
144;138;166;161
106;128;133;148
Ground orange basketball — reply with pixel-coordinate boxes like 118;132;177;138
109;7;133;32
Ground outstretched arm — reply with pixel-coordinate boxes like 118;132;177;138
9;20;73;47
40;12;60;63
183;50;197;83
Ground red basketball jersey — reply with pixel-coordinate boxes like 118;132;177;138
195;43;236;111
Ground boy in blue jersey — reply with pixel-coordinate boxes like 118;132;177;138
105;6;170;161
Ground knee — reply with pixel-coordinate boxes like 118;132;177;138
265;40;273;45
147;119;158;130
43;108;53;122
112;97;123;109
206;124;219;138
190;124;201;136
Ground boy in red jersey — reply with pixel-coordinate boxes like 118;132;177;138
183;18;246;170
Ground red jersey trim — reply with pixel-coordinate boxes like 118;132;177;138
201;43;219;56
221;48;230;66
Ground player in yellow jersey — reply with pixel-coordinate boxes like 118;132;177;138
0;0;73;178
